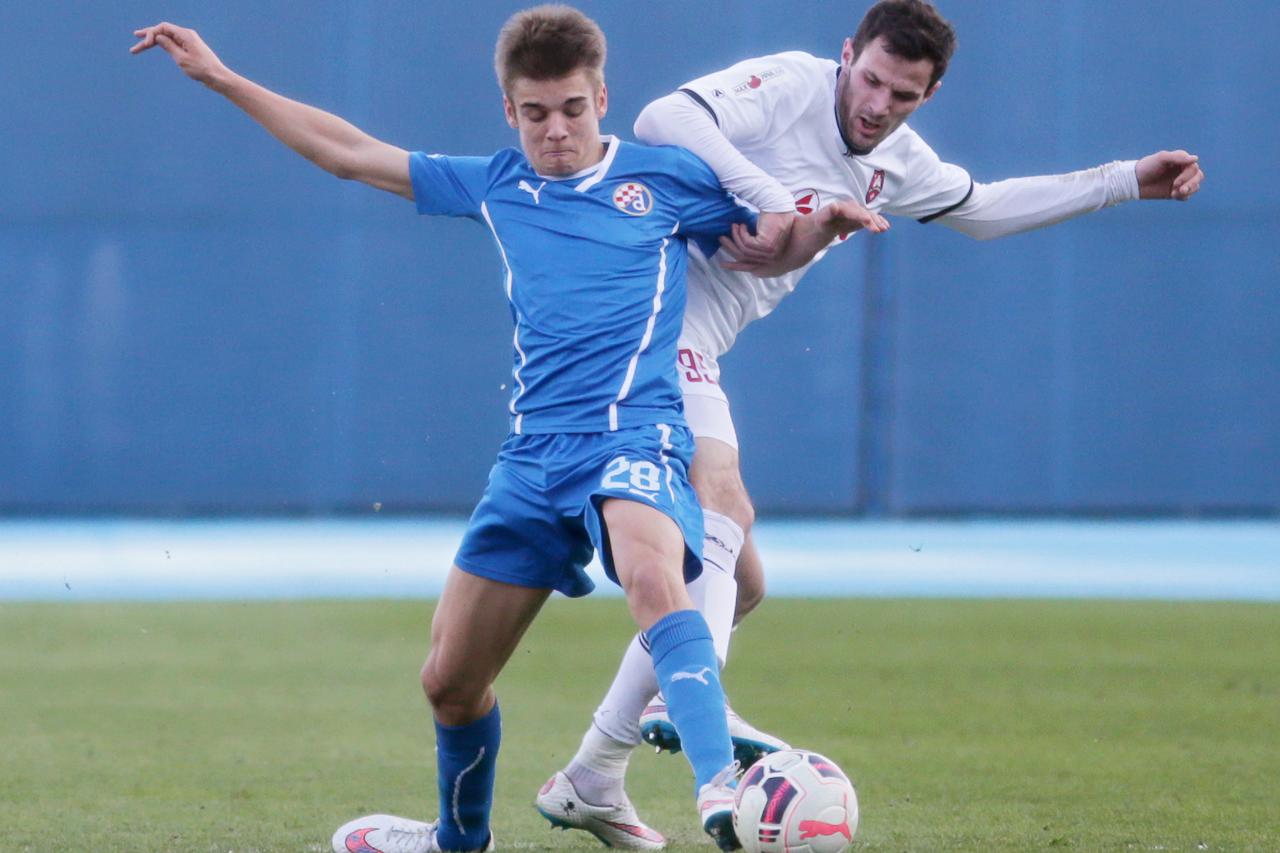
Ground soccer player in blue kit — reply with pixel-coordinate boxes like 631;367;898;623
132;7;879;852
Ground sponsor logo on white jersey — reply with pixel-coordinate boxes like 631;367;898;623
731;66;785;94
612;182;654;216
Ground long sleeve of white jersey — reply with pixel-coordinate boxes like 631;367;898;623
936;162;1140;240
634;92;796;213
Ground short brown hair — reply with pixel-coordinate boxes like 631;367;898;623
494;5;607;94
851;0;956;89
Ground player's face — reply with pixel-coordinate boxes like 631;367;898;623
837;35;938;155
504;70;608;176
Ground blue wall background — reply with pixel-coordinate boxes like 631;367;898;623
2;1;1277;516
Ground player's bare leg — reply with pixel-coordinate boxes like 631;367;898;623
604;498;697;627
335;568;547;853
689;435;755;535
733;531;766;623
421;567;551;725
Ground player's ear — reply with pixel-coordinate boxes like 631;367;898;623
921;79;941;106
503;94;518;129
840;37;855;67
596;81;608;119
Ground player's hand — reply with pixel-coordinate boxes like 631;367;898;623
718;202;888;276
1136;150;1203;201
815;199;890;238
131;23;230;90
716;211;796;268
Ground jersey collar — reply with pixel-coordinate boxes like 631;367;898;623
573;134;620;192
531;134;621;190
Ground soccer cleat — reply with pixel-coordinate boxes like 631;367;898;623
535;771;667;850
330;814;494;853
697;762;742;851
640;698;790;768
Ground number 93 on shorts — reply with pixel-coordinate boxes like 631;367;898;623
453;423;706;598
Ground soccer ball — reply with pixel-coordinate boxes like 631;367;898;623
732;749;859;853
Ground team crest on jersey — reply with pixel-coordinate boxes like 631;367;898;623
613;182;654;216
866;169;886;204
793;189;820;215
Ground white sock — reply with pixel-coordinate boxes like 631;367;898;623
565;724;632;804
692;509;744;666
591;633;658;746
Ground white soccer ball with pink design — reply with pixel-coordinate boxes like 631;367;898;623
732;749;859;853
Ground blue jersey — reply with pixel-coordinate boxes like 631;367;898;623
409;135;752;434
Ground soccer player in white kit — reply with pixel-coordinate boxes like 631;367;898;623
536;2;1204;847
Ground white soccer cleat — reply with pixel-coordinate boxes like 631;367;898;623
331;814;494;853
640;698;790;768
697;762;742;852
535;771;667;850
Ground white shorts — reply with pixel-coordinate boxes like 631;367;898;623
677;345;739;450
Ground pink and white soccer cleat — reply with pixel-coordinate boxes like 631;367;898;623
697;762;742;851
535;771;667;850
330;814;494;853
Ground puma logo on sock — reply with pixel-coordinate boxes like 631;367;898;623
670;666;713;686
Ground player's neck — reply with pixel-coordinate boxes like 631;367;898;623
535;137;612;180
832;69;864;157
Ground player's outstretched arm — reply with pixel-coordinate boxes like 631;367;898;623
719;201;889;277
131;23;412;200
938;150;1204;241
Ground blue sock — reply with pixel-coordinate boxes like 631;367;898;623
435;702;500;851
645;609;733;791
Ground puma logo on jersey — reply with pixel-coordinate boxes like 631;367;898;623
518;180;547;205
670;666;713;686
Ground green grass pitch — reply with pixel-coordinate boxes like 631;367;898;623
3;597;1277;851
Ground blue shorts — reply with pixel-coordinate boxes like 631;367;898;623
454;424;705;597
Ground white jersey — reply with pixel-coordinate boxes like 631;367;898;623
675;51;971;357
641;51;1139;358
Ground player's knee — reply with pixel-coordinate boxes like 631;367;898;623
420;657;485;719
620;559;688;627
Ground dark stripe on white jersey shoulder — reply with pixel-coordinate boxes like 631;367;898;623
918;178;975;224
678;88;720;127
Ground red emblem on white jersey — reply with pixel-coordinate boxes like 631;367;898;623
612;182;654;216
793;189;819;216
865;169;885;205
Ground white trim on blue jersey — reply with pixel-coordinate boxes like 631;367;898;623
574;135;622;193
610;222;680;432
656;423;677;504
480;200;528;434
